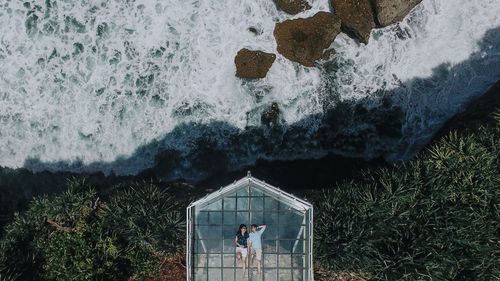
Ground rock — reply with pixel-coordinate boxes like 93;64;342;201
235;48;276;79
331;0;375;44
274;12;341;67
261;102;281;126
320;48;336;61
373;0;422;27
248;27;262;35
273;0;312;15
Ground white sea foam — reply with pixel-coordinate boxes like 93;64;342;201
0;0;499;176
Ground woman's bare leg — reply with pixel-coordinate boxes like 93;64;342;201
242;256;247;279
236;252;242;266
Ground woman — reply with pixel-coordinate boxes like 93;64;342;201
234;224;250;278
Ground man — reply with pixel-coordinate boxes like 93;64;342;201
249;224;266;275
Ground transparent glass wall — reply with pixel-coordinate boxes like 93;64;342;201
191;183;309;281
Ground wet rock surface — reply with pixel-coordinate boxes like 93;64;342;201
235;48;276;79
373;0;423;27
273;0;312;15
261;102;281;126
331;0;376;44
274;12;341;67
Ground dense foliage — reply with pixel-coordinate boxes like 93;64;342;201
314;111;500;280
1;110;499;280
0;179;185;281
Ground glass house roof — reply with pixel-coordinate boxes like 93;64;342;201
188;172;312;212
186;172;314;281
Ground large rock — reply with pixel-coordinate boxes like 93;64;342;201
331;0;375;44
373;0;422;27
273;0;312;15
234;48;276;79
274;12;341;67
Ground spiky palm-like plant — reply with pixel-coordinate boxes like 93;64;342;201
103;181;185;278
314;111;500;280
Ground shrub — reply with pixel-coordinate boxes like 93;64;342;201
103;182;185;278
314;112;500;280
0;179;186;281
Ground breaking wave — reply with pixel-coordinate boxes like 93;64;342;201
0;0;499;179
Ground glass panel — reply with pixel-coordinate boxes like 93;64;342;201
195;239;207;253
250;212;264;225
204;199;222;211
208;268;221;279
279;224;300;239
250;197;264;210
279;270;292;281
264;269;277;281
223;239;235;253
264;196;279;210
223;226;236;239
262;213;278;225
278;208;304;226
195;211;209;225
250;187;263;196
263;240;277;253
292;255;305;268
263;254;277;267
237;197;249;210
235;268;244;279
202;239;221;253
263;224;278;239
208;211;222;225
292;239;304;254
223;268;235;281
223;254;235;267
198;226;221;239
236;212;249;224
236;186;249;196
208;254;222;267
194;254;207;268
279;254;291;267
278;240;294;253
194;268;207;281
293;269;304;281
223;212;236;225
223;198;236;210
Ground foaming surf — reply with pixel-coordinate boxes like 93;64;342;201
0;0;499;179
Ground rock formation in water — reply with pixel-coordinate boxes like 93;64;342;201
274;12;341;67
261;102;281;126
373;0;423;27
331;0;375;44
234;48;276;79
273;0;312;15
330;0;422;44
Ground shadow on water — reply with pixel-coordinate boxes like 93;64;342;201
20;26;500;181
1;27;499;229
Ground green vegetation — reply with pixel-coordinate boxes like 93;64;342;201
1;109;498;280
0;179;185;281
314;111;500;280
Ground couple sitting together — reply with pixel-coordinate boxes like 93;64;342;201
235;224;266;276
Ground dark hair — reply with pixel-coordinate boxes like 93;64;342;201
251;224;258;228
237;224;247;235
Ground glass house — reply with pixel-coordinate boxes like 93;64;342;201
186;172;313;281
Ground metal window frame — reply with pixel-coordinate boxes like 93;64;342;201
186;172;314;281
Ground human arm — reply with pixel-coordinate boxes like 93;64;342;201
258;224;266;234
235;236;241;247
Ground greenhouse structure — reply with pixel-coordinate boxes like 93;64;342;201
186;172;314;281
